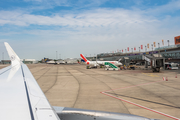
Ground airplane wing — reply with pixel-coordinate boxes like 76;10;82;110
0;42;60;120
0;43;157;120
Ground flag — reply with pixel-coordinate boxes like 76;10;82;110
127;47;129;51
153;42;156;47
162;40;164;46
147;44;149;48
141;45;143;49
134;47;136;50
122;49;123;52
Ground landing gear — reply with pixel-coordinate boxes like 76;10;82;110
86;66;91;69
100;66;103;68
86;66;97;69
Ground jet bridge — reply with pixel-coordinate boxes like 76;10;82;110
142;54;165;72
120;57;130;67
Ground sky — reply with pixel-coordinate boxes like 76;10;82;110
0;0;180;60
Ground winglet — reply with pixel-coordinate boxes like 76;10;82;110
80;54;88;62
4;42;21;66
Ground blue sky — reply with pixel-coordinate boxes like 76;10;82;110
0;0;180;60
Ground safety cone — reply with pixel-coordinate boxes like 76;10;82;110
162;77;165;81
175;74;177;78
166;77;168;81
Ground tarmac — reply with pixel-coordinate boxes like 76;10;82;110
0;64;180;120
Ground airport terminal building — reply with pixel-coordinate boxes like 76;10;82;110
95;36;180;65
0;59;38;64
96;44;180;64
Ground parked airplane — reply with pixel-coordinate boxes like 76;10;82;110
44;58;65;64
0;42;156;120
44;57;57;64
80;54;122;67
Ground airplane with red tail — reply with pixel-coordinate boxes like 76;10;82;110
80;54;122;67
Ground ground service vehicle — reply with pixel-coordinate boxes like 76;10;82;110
129;62;136;70
165;62;179;70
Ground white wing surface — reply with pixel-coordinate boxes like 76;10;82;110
0;42;60;120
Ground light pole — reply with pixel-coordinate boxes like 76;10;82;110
131;48;133;53
158;43;160;48
59;54;61;59
145;46;147;52
139;47;140;52
151;44;153;52
158;43;160;57
2;52;4;64
125;49;127;56
55;51;57;60
167;40;170;46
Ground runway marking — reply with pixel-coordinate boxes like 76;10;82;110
101;80;180;120
105;80;162;92
142;73;159;77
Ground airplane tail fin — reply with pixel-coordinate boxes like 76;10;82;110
80;54;88;62
4;42;21;66
44;57;48;62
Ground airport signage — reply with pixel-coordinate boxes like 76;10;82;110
149;52;153;54
149;51;158;54
175;35;180;45
127;51;158;56
147;43;149;48
153;42;156;47
162;40;164;46
154;51;158;53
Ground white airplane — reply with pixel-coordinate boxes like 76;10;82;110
0;42;156;120
44;58;66;64
44;57;57;64
80;54;122;67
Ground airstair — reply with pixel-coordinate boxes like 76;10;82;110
104;62;120;70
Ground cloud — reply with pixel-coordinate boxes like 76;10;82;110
1;1;179;27
0;0;180;59
0;8;157;27
22;0;109;10
145;0;180;15
23;0;70;6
